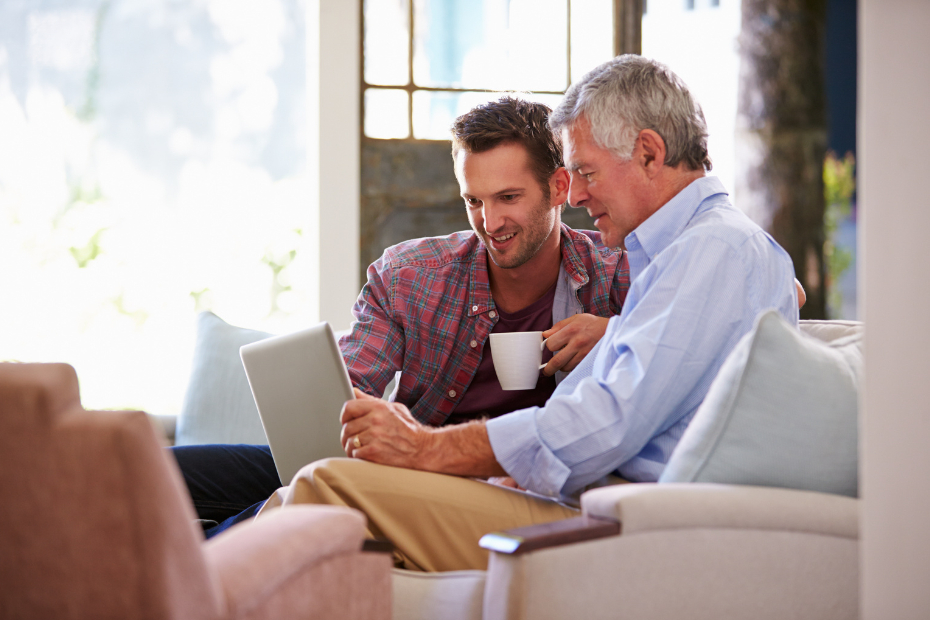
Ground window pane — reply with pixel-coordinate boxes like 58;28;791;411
365;88;410;138
570;0;615;82
412;0;568;92
412;90;564;140
642;0;741;195
0;0;309;416
364;0;410;86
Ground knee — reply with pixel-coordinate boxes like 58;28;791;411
293;457;355;486
287;457;373;505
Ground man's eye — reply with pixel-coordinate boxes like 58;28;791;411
501;194;517;201
465;198;481;208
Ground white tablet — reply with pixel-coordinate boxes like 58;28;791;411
240;322;353;485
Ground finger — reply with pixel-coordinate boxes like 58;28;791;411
542;315;576;340
340;417;371;447
344;428;367;457
340;398;381;424
546;320;585;352
542;345;576;375
353;387;379;401
558;350;586;373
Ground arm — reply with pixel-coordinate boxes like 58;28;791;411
488;236;782;497
340;255;405;398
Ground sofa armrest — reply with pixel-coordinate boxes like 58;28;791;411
203;505;375;617
581;482;859;539
479;515;619;555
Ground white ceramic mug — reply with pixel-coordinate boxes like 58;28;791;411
489;331;548;391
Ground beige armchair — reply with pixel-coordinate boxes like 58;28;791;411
480;483;858;620
0;363;391;620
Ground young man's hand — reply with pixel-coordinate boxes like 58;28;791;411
541;313;610;375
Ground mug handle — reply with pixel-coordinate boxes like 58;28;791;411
538;337;548;370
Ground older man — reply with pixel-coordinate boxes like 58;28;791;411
263;55;800;572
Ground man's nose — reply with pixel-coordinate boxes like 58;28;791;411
567;178;589;209
483;204;505;233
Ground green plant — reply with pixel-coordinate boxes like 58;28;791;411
823;151;855;318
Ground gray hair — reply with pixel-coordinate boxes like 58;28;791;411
550;55;712;171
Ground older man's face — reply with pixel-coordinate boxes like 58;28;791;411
561;117;651;249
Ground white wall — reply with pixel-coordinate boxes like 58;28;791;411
860;0;930;616
307;0;360;331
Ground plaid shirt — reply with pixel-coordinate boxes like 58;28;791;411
339;224;629;426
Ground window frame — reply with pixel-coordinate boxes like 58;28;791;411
359;0;639;141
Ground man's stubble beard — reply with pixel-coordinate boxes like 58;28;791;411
483;192;557;270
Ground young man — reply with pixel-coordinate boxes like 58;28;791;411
174;97;628;536
259;55;801;572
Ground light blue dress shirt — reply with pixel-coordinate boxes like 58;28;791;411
486;177;799;498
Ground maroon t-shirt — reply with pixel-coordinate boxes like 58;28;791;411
447;282;558;424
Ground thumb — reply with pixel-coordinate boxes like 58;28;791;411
353;387;379;401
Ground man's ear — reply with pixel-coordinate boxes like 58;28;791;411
637;129;667;178
549;167;570;206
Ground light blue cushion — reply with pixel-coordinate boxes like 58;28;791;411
660;310;861;497
175;312;272;446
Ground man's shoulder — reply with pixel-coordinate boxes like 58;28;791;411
561;224;622;265
380;231;480;269
684;198;774;252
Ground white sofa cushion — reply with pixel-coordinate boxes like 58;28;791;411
175;311;272;446
659;310;862;497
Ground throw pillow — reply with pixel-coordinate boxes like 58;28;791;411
175;311;273;446
659;310;861;497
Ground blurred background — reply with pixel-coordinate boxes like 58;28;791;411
0;0;856;416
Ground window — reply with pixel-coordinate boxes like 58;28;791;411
0;0;309;415
362;0;617;140
642;0;738;192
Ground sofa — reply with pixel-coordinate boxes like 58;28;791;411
167;310;863;620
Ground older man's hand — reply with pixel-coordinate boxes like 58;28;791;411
541;313;610;375
340;388;430;468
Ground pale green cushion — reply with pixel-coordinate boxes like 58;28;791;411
660;310;862;497
175;312;272;446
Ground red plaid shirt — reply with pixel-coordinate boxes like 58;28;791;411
339;224;629;426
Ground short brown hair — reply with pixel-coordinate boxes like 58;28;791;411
451;97;563;194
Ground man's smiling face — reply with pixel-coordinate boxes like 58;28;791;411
455;141;559;270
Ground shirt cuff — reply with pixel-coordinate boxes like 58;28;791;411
486;406;573;498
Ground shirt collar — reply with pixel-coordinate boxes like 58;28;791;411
557;223;590;287
625;176;728;262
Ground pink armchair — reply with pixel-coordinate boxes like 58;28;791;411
0;363;390;620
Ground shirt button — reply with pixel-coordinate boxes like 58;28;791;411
472;305;478;312
489;310;497;318
448;389;457;398
470;339;478;348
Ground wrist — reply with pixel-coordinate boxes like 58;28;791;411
416;425;443;471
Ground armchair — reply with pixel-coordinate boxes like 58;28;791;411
481;483;858;620
0;363;391;620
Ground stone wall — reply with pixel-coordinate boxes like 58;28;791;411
359;138;597;285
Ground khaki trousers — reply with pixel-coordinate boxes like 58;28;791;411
259;458;579;572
